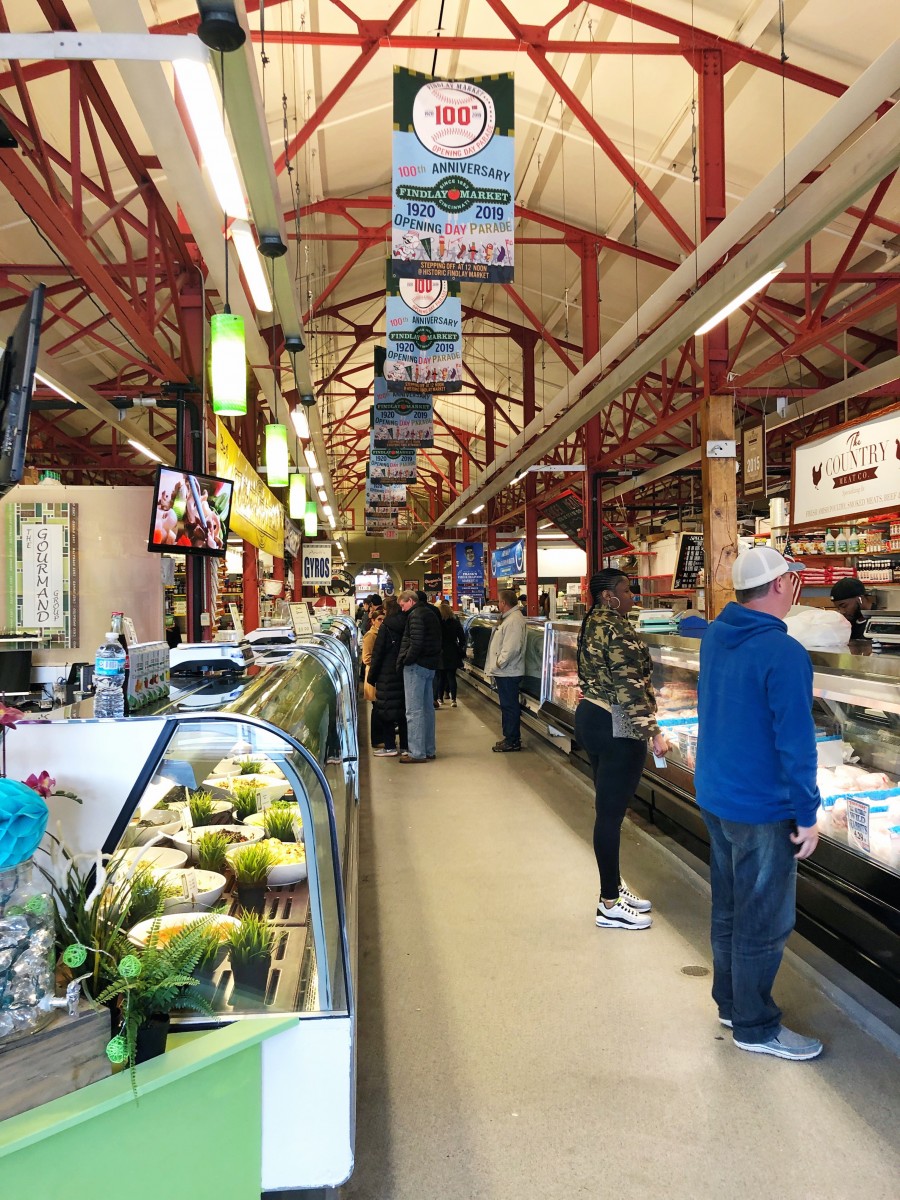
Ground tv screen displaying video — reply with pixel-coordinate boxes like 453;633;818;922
148;467;234;558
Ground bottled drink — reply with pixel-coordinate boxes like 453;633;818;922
94;632;126;718
110;610;131;711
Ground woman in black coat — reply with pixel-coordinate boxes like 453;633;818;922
367;599;408;756
434;602;466;706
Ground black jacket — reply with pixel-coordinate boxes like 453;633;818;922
397;601;442;670
440;615;466;670
367;610;407;721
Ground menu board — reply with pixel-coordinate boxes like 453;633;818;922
600;520;632;557
539;490;585;549
673;533;705;590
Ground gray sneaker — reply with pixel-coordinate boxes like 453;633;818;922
733;1026;823;1060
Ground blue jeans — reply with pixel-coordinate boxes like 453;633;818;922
403;664;436;759
495;675;523;745
701;810;798;1043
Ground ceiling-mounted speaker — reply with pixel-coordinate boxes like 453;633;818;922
284;335;305;354
196;3;246;53
258;233;288;259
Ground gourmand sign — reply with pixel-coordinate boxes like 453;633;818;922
791;404;900;528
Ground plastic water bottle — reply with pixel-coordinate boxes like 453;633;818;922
94;632;126;718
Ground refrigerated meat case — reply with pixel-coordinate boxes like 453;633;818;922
536;621;900;1006
7;629;361;1194
462;613;546;701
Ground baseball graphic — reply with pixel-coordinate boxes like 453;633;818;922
412;81;495;158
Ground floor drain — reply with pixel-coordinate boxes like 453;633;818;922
681;965;711;977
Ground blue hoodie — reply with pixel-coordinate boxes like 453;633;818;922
695;602;820;827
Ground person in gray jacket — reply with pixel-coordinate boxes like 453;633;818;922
486;588;528;751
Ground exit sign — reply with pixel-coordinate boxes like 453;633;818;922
371;551;381;559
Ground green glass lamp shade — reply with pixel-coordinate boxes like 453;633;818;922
265;423;290;487
288;473;306;519
304;500;317;537
211;312;247;416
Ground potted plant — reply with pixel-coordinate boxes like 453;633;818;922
195;829;230;876
226;911;277;1004
230;843;275;915
230;781;259;821
97;909;217;1084
237;759;263;776
262;805;297;843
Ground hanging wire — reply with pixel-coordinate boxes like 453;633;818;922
431;0;446;77
690;0;699;291
778;0;788;214
218;50;231;314
629;11;640;346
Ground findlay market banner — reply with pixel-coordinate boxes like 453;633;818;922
366;479;408;510
372;379;434;449
385;272;462;394
791;404;900;527
369;436;418;484
391;68;514;284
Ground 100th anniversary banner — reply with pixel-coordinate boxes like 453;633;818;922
391;68;514;283
385;269;462;394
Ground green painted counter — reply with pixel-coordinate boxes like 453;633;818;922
0;1017;297;1199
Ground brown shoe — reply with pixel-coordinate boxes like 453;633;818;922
399;755;428;764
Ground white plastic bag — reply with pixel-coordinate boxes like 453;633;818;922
784;605;851;650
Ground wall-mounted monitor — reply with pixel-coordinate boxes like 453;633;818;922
0;285;45;498
148;466;234;559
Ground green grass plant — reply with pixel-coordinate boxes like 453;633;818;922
263;806;296;842
231;842;275;886
226;911;277;964
237;759;263;775
230;781;259;819
195;830;229;874
187;791;215;826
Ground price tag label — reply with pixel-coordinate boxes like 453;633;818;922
181;868;199;904
291;816;304;844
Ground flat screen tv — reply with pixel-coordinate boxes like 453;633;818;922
148;466;234;558
0;285;45;498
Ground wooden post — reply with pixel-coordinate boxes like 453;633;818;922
700;393;738;618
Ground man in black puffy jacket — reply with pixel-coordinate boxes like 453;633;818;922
396;589;443;763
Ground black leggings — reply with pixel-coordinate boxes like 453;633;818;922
574;701;647;901
433;668;458;701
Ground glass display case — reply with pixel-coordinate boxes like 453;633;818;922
7;637;359;1192
462;614;546;700
534;624;900;1003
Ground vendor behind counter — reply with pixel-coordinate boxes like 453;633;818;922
830;577;878;641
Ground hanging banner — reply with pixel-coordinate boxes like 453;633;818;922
491;539;525;579
372;375;434;448
742;422;767;498
301;542;333;587
454;542;484;600
791;404;900;527
539;489;585;549
391;68;515;283
215;419;285;557
8;501;77;646
385;271;462;394
369;426;418;483
366;480;408;509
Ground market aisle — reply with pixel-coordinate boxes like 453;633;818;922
344;685;900;1200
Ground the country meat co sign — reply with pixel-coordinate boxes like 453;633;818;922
791;404;900;527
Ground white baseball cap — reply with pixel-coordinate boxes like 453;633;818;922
732;546;805;591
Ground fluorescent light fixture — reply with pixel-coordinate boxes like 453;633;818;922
323;504;333;517
304;448;318;471
317;488;328;502
471;503;485;514
210;311;246;415
312;471;324;488
128;438;163;463
172;58;248;220
291;407;310;440
537;533;568;540
264;424;290;487
34;372;77;404
457;517;467;526
694;262;786;336
230;219;272;312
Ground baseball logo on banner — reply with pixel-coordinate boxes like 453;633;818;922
391;68;515;283
385;272;462;394
302;542;333;586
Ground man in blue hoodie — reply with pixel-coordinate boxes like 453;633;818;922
696;546;823;1061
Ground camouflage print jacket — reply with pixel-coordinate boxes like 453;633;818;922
576;608;660;737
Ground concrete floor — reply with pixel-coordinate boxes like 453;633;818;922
344;684;900;1200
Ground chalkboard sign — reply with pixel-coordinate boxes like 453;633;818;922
600;520;632;557
539;489;585;548
673;533;704;590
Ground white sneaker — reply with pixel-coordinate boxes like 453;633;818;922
733;1026;823;1060
618;878;651;912
595;898;652;930
450;700;457;707
373;748;398;757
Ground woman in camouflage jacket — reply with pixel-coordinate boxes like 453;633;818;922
574;570;669;931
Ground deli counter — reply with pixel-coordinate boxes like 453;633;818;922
5;630;360;1194
464;618;900;1006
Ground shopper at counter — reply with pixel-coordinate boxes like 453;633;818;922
829;577;877;641
368;597;408;757
396;590;442;763
486;590;528;751
574;570;668;930
435;602;466;708
361;599;384;743
696;546;823;1062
